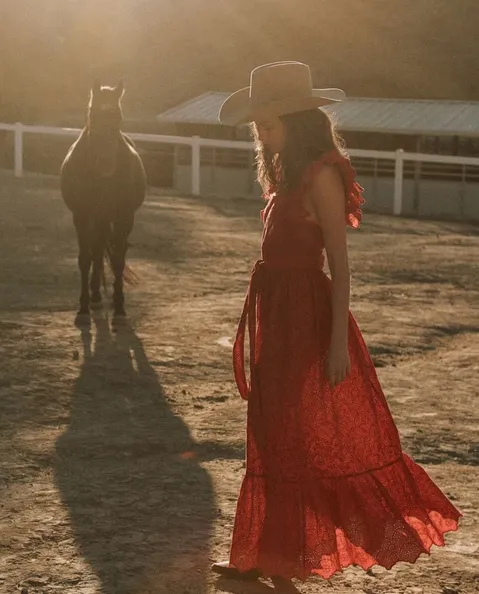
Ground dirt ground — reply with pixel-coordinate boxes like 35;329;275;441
0;172;478;594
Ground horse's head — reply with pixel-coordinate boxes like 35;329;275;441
87;80;124;177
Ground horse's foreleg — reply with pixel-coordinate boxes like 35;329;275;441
78;250;91;314
111;211;134;317
89;262;103;307
73;214;91;316
90;219;109;308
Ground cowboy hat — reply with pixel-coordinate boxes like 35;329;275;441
219;61;345;126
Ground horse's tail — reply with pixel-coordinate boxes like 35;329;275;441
100;263;107;294
104;236;140;287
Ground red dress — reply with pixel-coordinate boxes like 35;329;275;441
229;149;461;581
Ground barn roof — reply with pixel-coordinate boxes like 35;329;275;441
157;93;479;137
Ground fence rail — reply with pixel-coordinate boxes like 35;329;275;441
2;121;479;216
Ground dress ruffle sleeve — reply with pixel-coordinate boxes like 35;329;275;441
302;149;365;228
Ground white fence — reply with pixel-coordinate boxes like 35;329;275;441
2;121;479;217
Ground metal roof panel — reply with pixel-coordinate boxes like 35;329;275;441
157;94;479;136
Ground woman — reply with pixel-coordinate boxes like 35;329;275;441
212;62;461;593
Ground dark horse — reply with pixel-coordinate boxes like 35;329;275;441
60;81;146;319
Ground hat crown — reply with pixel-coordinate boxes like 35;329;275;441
218;60;344;126
249;62;313;107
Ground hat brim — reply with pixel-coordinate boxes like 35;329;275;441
218;87;345;126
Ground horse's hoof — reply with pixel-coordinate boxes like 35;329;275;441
111;311;127;330
112;304;127;317
75;311;91;326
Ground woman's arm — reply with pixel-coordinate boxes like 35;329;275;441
309;164;351;387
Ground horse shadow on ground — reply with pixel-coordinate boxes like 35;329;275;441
55;314;222;593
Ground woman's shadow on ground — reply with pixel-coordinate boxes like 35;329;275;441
54;314;215;594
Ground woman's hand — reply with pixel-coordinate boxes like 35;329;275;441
326;342;351;388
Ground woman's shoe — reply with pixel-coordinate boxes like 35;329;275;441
271;576;301;593
211;561;262;581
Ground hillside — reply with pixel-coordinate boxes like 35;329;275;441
1;0;479;122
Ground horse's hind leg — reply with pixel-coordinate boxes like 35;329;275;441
111;211;134;317
73;213;91;316
90;218;109;309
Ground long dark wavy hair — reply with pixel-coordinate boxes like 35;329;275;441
252;108;345;194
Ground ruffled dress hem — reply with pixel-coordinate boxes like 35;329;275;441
229;453;462;581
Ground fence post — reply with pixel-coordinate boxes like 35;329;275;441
14;122;23;177
191;135;201;195
459;164;466;219
393;148;404;215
